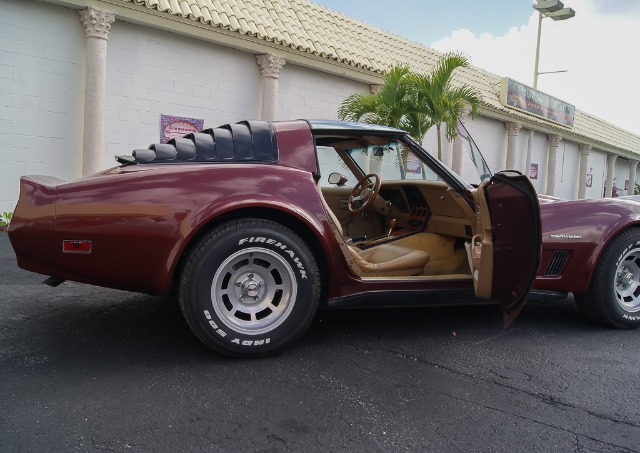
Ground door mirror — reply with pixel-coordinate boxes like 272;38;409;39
328;172;348;186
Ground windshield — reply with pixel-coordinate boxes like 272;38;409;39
456;121;492;184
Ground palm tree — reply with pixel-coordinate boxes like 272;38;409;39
409;52;481;161
337;66;432;142
337;52;482;161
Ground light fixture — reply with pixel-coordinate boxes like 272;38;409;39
544;8;575;21
533;0;565;13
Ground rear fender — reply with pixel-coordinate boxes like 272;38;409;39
166;191;343;296
8;176;62;274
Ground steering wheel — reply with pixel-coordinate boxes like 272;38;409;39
348;173;382;213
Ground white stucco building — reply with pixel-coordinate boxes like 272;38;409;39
1;0;639;214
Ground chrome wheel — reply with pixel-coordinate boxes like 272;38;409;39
614;247;640;313
575;228;640;329
211;247;297;335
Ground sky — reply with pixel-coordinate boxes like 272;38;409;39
312;0;640;136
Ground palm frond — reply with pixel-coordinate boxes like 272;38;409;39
431;52;471;92
337;92;380;123
336;54;482;156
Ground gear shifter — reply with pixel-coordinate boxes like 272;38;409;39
387;218;397;237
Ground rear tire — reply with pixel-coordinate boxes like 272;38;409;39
179;219;320;357
575;227;640;329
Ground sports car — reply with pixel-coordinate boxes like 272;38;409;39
8;119;640;357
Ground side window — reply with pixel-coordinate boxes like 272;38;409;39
316;146;357;188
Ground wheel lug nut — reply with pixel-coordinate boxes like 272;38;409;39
248;273;254;279
259;281;264;287
254;296;258;301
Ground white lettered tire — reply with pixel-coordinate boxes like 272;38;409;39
575;227;640;329
179;219;320;357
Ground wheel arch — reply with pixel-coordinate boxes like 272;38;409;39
592;222;640;269
577;222;640;294
170;207;330;300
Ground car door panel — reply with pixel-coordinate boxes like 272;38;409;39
469;172;541;326
321;186;352;225
321;186;384;239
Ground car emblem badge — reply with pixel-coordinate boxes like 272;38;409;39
548;234;582;239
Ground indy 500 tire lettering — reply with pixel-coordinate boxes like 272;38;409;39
179;219;320;357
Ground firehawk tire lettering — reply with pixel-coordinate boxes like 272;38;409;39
575;228;640;329
239;237;308;279
179;219;320;357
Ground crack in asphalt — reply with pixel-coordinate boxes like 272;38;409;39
267;433;289;449
342;341;639;452
472;328;520;345
0;307;61;331
383;345;640;428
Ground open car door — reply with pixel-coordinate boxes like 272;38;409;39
467;171;541;326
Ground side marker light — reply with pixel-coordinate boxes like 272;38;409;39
62;240;92;254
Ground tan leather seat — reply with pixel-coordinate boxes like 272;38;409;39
318;184;430;277
348;243;431;277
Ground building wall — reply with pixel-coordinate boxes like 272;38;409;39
104;21;261;167
278;64;367;120
465;116;505;175
555;140;580;200
0;0;85;213
527;132;547;193
585;149;607;199
613;158;631;197
515;128;530;173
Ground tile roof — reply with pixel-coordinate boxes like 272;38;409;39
122;0;442;72
117;0;640;155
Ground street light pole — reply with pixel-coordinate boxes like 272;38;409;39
533;12;543;89
532;0;576;88
526;0;575;190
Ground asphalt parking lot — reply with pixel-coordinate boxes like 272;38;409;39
1;232;639;452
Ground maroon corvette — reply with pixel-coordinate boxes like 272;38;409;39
8;120;640;356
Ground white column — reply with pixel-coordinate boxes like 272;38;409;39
524;130;534;176
577;144;591;199
545;134;562;196
504;122;522;170
628;160;639;196
451;104;472;175
256;54;285;121
605;153;617;197
78;6;115;176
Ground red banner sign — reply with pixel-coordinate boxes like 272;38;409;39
500;78;574;127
